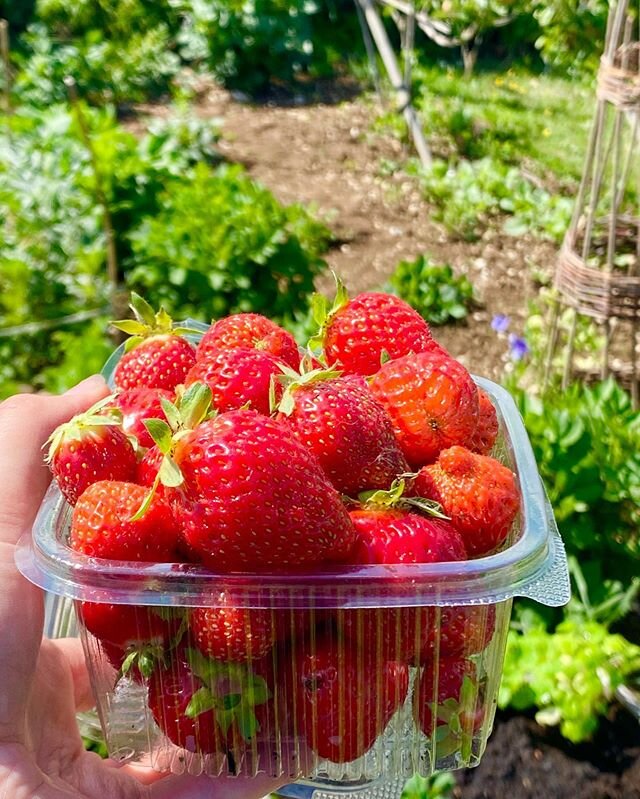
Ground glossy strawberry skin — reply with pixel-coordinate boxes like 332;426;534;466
148;655;223;754
185;347;285;416
277;376;409;496
370;352;479;468
70;480;178;562
113;387;174;448
78;602;173;648
468;389;499;456
323;292;437;377
421;605;497;661
347;508;467;565
293;638;409;763
173;410;356;571
197;313;300;370
114;334;196;392
189;601;275;662
50;425;137;507
415;446;520;556
136;445;163;486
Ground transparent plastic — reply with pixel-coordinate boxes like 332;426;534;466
16;333;570;796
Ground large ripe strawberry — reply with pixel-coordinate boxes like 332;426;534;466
172;409;356;571
415;446;519;556
370;351;479;467
467;389;499;456
336;502;466;662
113;294;196;392
113;387;174;448
136;444;163;487
421;605;496;662
276;374;409;496
70;480;178;562
197;313;300;370
294;638;409;763
46;398;137;506
414;656;483;754
185;347;285;416
79;602;178;681
148;654;223;754
189;599;275;662
314;282;444;376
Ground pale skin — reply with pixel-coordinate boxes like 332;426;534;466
0;375;287;799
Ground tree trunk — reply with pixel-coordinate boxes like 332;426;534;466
461;39;480;77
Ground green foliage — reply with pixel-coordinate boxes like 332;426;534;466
500;619;640;742
402;773;456;799
127;162;330;323
421;157;573;242
0;103;325;397
389;255;474;325
531;0;609;76
516;378;640;564
14;23;180;106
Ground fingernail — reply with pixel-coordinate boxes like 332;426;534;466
65;374;108;397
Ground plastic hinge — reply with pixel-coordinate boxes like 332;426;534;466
274;778;406;798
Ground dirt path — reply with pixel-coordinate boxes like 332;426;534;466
197;86;556;380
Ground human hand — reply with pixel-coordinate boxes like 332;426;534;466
0;376;287;799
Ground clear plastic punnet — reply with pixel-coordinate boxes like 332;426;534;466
16;330;570;799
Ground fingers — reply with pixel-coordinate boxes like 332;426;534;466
0;375;109;546
50;638;95;712
136;768;289;799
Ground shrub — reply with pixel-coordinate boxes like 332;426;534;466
389;255;474;325
127;162;330;324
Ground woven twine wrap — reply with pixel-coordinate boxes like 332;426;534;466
597;43;640;111
555;217;640;322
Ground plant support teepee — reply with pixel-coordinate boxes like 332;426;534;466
547;0;640;402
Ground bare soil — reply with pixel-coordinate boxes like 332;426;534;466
162;84;556;380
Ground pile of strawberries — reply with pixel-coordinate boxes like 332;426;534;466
47;288;520;767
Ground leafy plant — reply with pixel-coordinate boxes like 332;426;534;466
402;773;456;799
389;255;474;325
421;157;573;242
127;162;330;324
500;618;640;743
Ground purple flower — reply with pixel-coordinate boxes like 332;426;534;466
509;334;530;361
491;314;511;333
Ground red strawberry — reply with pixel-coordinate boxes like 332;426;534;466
415;446;519;556
113;387;174;448
70;480;178;562
468;389;499;456
189;599;275;662
337;606;431;664
79;602;173;648
370;352;479;468
421;605;496;661
136;444;163;486
414;656;483;742
347;507;467;565
113;294;196;392
294;638;409;763
148;654;223;754
46;399;137;506
172;409;356;571
197;313;300;370
276;374;409;495
185;347;285;416
319;287;440;376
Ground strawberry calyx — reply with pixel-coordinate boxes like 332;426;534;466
132;382;213;519
112;293;201;353
185;648;270;741
271;363;343;416
308;272;350;355
357;478;450;520
120;642;167;681
429;676;479;760
45;395;122;462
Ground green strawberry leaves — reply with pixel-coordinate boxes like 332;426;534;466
271;363;342;416
308;271;349;353
357;478;450;520
112;292;203;351
184;648;271;742
45;394;123;462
